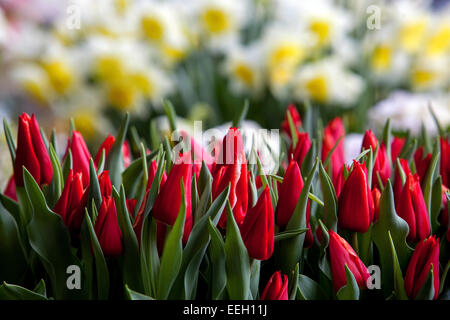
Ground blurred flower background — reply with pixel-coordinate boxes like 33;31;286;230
0;0;449;183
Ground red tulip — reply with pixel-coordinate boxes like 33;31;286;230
391;137;405;163
322;117;346;184
362;130;391;188
261;271;289;300
65;131;92;188
94;134;132;169
153;154;192;244
212;127;248;228
98;171;112;198
396;173;431;242
440;138;450;187
239;186;274;260
276;160;313;247
94;197;123;258
4;175;17;201
404;236;439;300
338;161;374;233
290;132;312;167
146;159;167;191
328;230;370;292
53;170;87;233
281;104;302;139
334;165;347;198
414;147;431;186
393;159;412;204
440;185;449;242
372;187;381;222
14;113;53;187
122;141;132;168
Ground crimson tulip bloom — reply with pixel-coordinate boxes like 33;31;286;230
322;117;345;184
94;134;132;168
212;127;248;228
338;161;374;233
94;197;123;258
396;173;430;242
276;160;313;247
261;271;289;300
372;187;381;222
98;171;113;198
328;230;370;292
53;170;87;233
362;130;391;187
290;132;312;167
414;147;431;185
391;137;405;163
440;138;450;187
404;236;439;300
239;186;274;260
393;159;411;203
65;131;92;188
281;104;302;139
14;113;53;187
146;159;167;191
153;154;192;244
4;175;17;201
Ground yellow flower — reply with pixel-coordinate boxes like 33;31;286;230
425;24;450;56
141;15;164;42
72;109;98;139
310;19;331;47
42;60;74;94
371;45;392;71
306;76;328;103
202;7;230;34
398;20;427;53
269;43;304;70
233;63;254;87
107;77;138;111
95;56;125;82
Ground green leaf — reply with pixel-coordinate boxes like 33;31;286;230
319;162;337;231
157;181;186;299
249;259;261;300
208;219;227;300
415;265;435;300
85;210;109;300
106;113;130;189
430;177;442;233
440;260;450;295
286;108;298;148
388;231;408;300
297;275;328;300
232;99;249;128
125;285;155;300
3;118;16;163
224;202;250;300
48;144;64;207
275;228;308;242
33;279;47;297
163;99;177;132
88;159;102;212
336;264;360;300
0;282;47;300
423;140;440;227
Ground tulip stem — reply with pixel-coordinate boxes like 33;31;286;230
352;232;359;255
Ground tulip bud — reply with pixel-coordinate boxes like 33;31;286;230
65;131;92;188
98;171;113;198
261;271;289;300
338;161;374;233
153;154;192;244
4;175;17;201
440;138;450;187
404;236;439;300
414;147;431;186
391;137;405;163
362;130;391;188
328;230;370;292
94;134;132;169
239;187;274;260
94;197;123;258
440;185;449;242
334;165;347;198
14;113;53;187
322;117;345;183
146;159;167;191
281;104;302;139
393;159;411;204
212;127;248;228
276;160;313;247
396;173;431;242
53;170;87;233
371;187;381;222
290;132;312;168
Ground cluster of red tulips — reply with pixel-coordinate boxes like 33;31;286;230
0;104;448;300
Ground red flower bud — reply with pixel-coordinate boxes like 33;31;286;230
322;117;346;183
362;130;391;188
14;113;53;187
338;161;374;233
153;155;192;244
239;186;274;260
414;147;432;186
334;165;347;198
393;159;411;204
212;127;248;228
53;170;87;233
65;131;92;188
328;230;370;292
122;141;132;168
4;175;17;201
261;271;289;300
146;159;167;191
290;132;311;168
281;104;302;139
276;160;313;247
440;138;450;187
396;173;430;242
94;197;122;258
404;236;439;300
372;187;381;221
98;171;112;198
94;134;132;169
391;137;405;163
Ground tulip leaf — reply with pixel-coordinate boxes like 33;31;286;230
249;259;261;300
125;285;155;300
232;99;249;128
157;182;186;300
114;186;142;292
3;118;16;163
85;210;109;300
96;149;106;174
277;158;318;274
106;113;130;189
317;220;332;281
388;231;408;300
33;279;47;297
286;109;298;148
140;216;160;297
302;139;317;175
430;177;442;233
48;144;63;207
423;140;439;217
197;160;213;197
274;228;308;242
382;119;393;170
163;99;177;132
224;202;250;300
23;168;87;299
319;162;337;231
372;181;412;297
0;193;21;228
336;264;360;300
0;282;47;300
415;265;435;300
122;151;157;197
208;219;227;300
440;260;450;295
297;274;328;300
62;150;73;181
88;159;102;213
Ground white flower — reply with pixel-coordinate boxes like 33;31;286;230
368;90;450;135
409;55;449;92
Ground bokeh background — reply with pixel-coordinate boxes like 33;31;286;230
0;0;449;183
